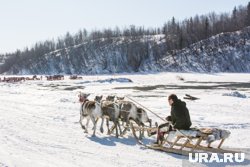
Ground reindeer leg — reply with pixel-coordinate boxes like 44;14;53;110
85;117;90;133
100;117;104;133
138;126;142;140
115;122;119;138
109;115;117;134
122;120;129;135
109;124;116;134
140;124;145;139
91;116;97;137
138;123;144;140
148;119;152;128
79;113;82;124
117;120;123;137
106;118;111;135
79;115;86;130
92;118;99;130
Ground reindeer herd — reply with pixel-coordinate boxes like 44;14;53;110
0;75;88;83
78;92;152;139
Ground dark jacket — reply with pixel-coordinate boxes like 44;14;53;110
171;99;192;130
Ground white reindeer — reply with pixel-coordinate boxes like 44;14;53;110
116;96;152;139
79;93;103;137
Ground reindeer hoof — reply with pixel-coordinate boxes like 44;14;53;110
100;127;104;133
81;125;86;130
92;134;96;137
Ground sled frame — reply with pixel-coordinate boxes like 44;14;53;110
130;123;237;156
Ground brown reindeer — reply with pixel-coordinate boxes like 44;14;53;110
100;95;122;138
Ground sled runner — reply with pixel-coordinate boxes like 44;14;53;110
130;123;238;156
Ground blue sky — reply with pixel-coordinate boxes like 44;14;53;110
0;0;249;54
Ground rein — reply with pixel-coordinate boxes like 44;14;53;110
125;96;166;122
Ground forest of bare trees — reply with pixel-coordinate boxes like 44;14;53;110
0;2;250;73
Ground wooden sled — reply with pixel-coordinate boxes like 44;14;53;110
124;122;157;140
163;134;237;155
130;123;238;156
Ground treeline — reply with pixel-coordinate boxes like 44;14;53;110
0;2;250;73
163;3;250;51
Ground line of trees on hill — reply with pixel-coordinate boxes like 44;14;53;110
0;2;250;73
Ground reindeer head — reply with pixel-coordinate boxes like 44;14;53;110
116;96;125;101
106;95;115;102
78;92;90;103
94;95;103;103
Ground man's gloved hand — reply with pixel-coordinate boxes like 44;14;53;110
165;116;172;121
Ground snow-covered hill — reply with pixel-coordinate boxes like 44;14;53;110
0;73;250;167
7;35;166;74
160;27;250;72
5;27;250;74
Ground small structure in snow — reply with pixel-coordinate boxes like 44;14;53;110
183;94;199;100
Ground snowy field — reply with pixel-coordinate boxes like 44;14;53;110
0;73;250;167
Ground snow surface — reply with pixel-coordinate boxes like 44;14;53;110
0;73;250;167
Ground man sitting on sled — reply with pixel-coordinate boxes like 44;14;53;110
152;94;192;145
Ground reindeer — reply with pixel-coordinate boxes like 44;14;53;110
132;107;152;138
79;93;103;137
115;96;152;139
100;95;122;138
105;95;116;102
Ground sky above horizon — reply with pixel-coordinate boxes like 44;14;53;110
0;0;249;54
